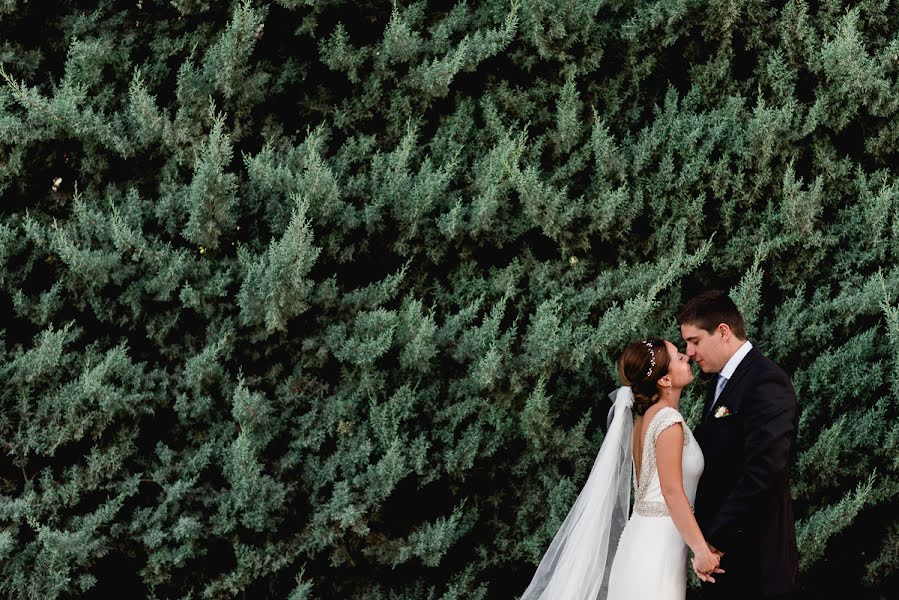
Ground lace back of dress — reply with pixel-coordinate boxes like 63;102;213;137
632;407;688;518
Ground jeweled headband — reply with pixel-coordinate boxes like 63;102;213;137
642;339;655;377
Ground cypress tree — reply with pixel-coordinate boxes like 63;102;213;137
1;1;898;597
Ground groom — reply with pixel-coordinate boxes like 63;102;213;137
678;290;799;599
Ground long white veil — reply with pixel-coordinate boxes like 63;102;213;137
520;386;634;600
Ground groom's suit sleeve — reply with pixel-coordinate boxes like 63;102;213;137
705;365;797;551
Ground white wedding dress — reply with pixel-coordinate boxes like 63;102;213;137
606;406;705;599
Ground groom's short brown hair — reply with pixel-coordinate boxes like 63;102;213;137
677;290;747;340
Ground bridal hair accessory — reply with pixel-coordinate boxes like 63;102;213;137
642;339;656;376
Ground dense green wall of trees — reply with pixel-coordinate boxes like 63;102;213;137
1;1;898;597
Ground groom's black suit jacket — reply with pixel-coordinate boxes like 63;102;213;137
693;346;800;598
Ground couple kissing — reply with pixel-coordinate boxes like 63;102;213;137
522;290;800;600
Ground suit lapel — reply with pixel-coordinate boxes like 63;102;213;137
702;379;716;418
703;347;762;423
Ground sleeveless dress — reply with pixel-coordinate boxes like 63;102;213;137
606;407;705;599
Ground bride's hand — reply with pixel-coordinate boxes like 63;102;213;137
692;546;724;583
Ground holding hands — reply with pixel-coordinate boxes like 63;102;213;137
692;543;725;583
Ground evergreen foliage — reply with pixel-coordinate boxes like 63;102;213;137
1;0;898;597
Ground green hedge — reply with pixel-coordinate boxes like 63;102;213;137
1;0;897;597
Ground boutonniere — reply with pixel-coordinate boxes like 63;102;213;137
714;405;732;419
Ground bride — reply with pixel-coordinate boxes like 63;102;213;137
521;338;723;599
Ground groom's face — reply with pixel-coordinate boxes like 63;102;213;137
680;323;727;374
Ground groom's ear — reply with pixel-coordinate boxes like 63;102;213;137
717;323;732;340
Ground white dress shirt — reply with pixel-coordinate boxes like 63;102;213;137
710;340;753;409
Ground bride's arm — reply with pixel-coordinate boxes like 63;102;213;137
656;425;720;574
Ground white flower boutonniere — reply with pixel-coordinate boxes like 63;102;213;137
714;405;732;419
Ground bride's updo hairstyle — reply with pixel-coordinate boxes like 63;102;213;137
618;338;670;416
